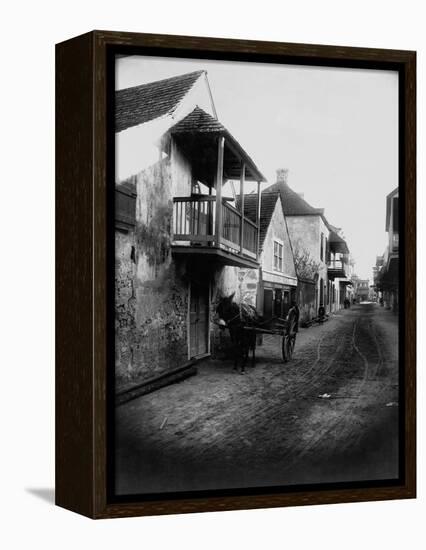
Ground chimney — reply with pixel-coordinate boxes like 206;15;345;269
276;168;288;184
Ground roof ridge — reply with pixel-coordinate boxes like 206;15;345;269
265;180;325;216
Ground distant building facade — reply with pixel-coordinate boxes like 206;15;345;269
265;170;352;322
354;278;370;302
374;188;399;311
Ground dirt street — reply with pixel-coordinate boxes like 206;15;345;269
115;303;400;496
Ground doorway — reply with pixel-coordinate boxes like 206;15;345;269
263;288;273;319
189;280;209;359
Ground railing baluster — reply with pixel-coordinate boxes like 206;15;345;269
172;196;259;256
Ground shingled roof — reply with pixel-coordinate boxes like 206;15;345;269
265;179;350;252
237;192;280;250
169;105;225;134
115;70;205;132
264;180;324;216
328;229;349;254
169;106;266;182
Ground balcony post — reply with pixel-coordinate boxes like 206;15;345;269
239;162;246;254
256;180;261;260
215;136;225;247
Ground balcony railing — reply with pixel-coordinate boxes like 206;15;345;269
173;196;258;259
392;233;399;252
327;259;348;279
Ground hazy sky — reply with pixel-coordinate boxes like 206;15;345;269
117;56;398;280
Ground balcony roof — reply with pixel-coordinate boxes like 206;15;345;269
329;230;349;254
169;107;266;185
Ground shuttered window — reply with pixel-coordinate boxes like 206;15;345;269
116;181;137;230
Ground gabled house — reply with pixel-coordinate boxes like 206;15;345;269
265;169;351;320
237;192;298;319
114;70;266;391
374;187;399;311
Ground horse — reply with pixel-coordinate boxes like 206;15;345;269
216;293;260;374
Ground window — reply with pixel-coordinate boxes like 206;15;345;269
273;240;283;272
116;180;137;231
320;232;324;261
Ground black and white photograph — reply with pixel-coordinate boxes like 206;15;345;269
113;54;401;496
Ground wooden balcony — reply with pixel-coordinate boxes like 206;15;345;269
168;121;266;270
327;259;349;280
391;233;399;252
172;196;260;268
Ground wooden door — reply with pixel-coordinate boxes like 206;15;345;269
189;281;209;358
263;288;273;320
274;289;283;317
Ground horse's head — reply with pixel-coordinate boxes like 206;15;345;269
216;292;238;323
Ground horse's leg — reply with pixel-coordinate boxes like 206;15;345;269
229;330;238;371
251;341;256;368
241;340;249;374
234;344;239;372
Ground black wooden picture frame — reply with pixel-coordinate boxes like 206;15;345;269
56;30;416;519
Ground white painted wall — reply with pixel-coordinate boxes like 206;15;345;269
116;73;216;182
262;199;297;287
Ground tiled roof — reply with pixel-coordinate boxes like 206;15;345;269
169;105;225;134
237;192;280;250
115;70;205;132
169;107;266;182
264;180;324;216
327;222;341;234
265;180;350;252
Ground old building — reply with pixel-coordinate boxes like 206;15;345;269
327;223;354;310
115;71;265;392
354;278;370;302
238;191;298;319
265;170;351;322
374;188;399;311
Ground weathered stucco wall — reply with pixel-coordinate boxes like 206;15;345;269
297;279;317;325
115;229;137;387
286;214;331;313
115;140;193;391
286;215;320;263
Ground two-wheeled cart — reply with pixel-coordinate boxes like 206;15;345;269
243;306;299;363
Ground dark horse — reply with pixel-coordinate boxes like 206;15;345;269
216;293;260;374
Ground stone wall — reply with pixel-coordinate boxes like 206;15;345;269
115;140;193;391
115;229;137;388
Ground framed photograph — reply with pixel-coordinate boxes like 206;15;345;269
56;30;416;518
